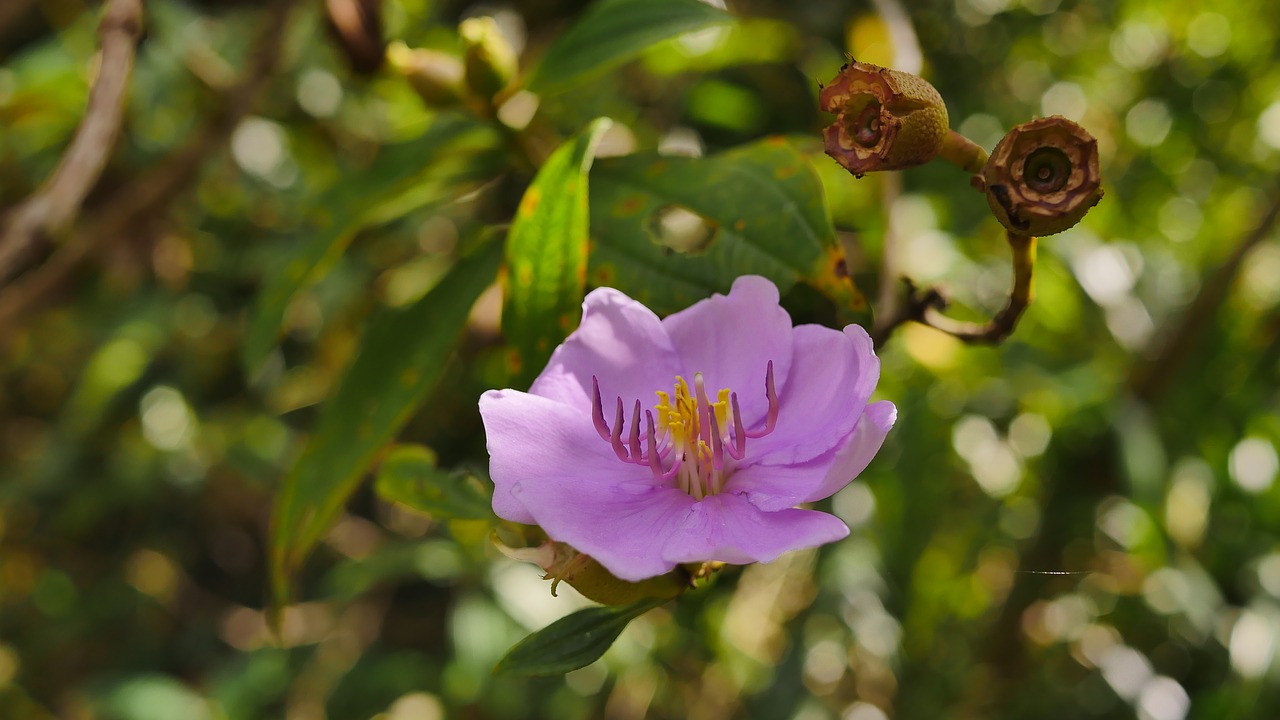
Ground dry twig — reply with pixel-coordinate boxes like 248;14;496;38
872;232;1037;346
0;0;300;339
0;0;143;287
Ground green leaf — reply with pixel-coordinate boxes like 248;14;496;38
374;444;492;521
242;114;503;375
270;242;503;608
527;0;732;94
503;117;611;382
588;137;866;317
494;597;665;676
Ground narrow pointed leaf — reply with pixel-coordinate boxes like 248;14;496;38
270;243;503;608
374;444;493;521
527;0;732;94
495;597;665;676
243;114;503;374
503;117;611;383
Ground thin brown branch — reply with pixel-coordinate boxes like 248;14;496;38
0;0;143;287
0;0;301;340
873;232;1037;347
1130;192;1280;403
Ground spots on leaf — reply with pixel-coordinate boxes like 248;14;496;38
518;187;541;217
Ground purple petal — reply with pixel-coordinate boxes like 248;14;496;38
730;400;897;511
503;465;696;582
479;389;653;525
745;324;879;465
799;400;896;503
529;287;683;411
661;493;849;566
661;276;794;425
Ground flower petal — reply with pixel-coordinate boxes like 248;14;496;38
661;493;849;566
661;276;794;424
480;389;651;525
745;323;880;465
799;400;896;503
510;471;695;582
529;287;683;410
730;400;896;511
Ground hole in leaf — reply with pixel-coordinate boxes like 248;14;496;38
645;205;719;255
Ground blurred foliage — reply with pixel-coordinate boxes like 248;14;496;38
2;0;1280;719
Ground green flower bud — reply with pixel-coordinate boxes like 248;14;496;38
387;42;466;108
819;60;950;176
459;17;518;103
980;115;1103;236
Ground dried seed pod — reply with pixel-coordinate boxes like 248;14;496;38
981;115;1103;236
819;60;950;176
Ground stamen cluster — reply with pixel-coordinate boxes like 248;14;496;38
590;362;779;498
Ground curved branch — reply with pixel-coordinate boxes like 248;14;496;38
0;0;143;286
0;0;301;340
873;231;1037;346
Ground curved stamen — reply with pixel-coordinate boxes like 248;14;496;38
709;410;724;472
591;376;611;442
628;400;643;460
694;373;712;447
726;391;746;460
745;360;779;438
610;397;629;461
646;410;681;481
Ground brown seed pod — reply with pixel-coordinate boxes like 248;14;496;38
980;115;1103;236
819;60;950;176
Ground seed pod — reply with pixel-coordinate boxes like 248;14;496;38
819;60;950;176
980;115;1103;236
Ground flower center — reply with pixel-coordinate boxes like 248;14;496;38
590;362;779;499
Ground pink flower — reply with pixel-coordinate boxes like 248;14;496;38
479;276;895;582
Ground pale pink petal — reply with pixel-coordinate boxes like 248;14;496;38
745;324;879;465
479;389;653;525
661;276;794;424
511;475;696;582
729;400;896;511
661;493;849;566
799;400;896;503
528;287;683;411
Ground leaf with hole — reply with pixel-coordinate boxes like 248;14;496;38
588;137;866;317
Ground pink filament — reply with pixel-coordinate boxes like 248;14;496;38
590;361;780;489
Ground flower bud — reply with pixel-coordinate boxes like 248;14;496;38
980;115;1103;236
819;60;950;176
459;17;518;103
387;42;466;108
